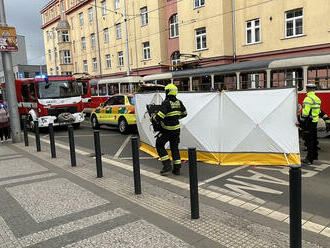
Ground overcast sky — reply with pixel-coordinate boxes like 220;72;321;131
5;0;49;65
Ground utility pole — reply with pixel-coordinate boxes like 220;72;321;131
0;0;21;143
123;0;130;76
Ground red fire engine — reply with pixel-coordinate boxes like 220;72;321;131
13;75;85;128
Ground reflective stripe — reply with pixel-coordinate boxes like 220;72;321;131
303;102;312;105
173;160;181;165
182;111;187;115
160;155;170;161
166;111;181;117
161;122;180;130
157;111;165;119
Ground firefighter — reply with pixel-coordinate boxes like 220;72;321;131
153;83;187;175
298;84;321;164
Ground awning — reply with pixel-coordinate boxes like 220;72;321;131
143;72;173;81
98;76;142;85
269;53;330;69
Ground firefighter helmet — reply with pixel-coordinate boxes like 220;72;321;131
165;83;178;96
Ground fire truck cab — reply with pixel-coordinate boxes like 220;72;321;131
16;75;85;128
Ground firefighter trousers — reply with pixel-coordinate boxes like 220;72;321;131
156;131;181;166
305;122;318;162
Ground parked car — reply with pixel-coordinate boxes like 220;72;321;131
90;94;135;134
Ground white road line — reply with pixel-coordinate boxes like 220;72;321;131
114;135;132;159
120;156;154;160
54;134;121;138
27;135;330;237
198;166;247;187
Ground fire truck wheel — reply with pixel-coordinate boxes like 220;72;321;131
118;117;128;134
91;115;100;130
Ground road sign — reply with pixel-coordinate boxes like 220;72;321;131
0;26;18;52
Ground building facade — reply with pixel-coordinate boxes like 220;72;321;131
40;0;330;79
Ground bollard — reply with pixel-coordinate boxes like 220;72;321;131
68;125;76;167
34;120;41;152
290;164;302;248
48;123;56;158
188;147;199;219
23;116;29;146
131;137;141;194
93;130;103;178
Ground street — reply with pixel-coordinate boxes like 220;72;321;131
43;120;330;227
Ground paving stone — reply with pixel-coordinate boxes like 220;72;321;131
6;178;108;222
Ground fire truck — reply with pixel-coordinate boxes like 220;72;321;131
13;75;85;129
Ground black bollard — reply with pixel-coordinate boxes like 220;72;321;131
93;130;103;178
188;147;199;219
48;123;56;158
68;125;76;167
290;164;302;248
23;116;29;146
131;137;141;194
34;120;41;152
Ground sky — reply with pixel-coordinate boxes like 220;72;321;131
5;0;49;65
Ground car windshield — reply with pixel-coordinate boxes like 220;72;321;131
37;80;81;99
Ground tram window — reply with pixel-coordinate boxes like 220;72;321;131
29;83;36;101
192;75;211;92
173;78;189;91
98;84;107;96
91;84;98;96
107;83;119;95
308;66;330;90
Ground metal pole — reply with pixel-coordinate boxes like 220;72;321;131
93;130;103;178
290;164;302;248
123;0;130;76
188;147;199;219
48;123;56;158
131;137;141;194
34;121;41;152
0;0;22;143
23;116;28;146
68;125;76;167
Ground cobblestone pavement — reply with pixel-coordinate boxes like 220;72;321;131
0;140;328;247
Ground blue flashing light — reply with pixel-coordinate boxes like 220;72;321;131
35;74;48;79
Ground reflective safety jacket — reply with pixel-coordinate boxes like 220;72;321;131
154;96;187;131
301;92;321;123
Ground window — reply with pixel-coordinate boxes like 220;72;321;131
140;7;148;26
107;96;124;105
81;37;86;50
48;49;51;60
91;33;96;47
285;8;303;37
195;27;207;50
169;14;179;38
118;51;124;66
83;60;88;72
194;0;205;8
103;28;109;43
61;30;70;42
114;0;120;9
105;54;111;69
171;51;180;70
46;31;50;41
56;67;59;75
246;19;260;44
101;0;107;15
143;42;150;60
54;47;58;59
116;23;122;39
79;12;84;25
88;7;93;21
61;50;71;64
92;58;97;71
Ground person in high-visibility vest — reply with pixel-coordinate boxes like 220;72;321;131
153;83;187;175
298;84;321;164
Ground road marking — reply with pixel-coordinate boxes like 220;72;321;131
198;166;247;187
28;135;330;237
114;135;132;159
54;134;121;138
120;156;155;160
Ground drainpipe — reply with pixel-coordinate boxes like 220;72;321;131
95;0;103;78
231;0;236;63
123;0;131;76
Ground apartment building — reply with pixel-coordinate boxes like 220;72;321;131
41;0;330;78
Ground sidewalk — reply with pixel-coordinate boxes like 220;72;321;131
0;139;327;247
